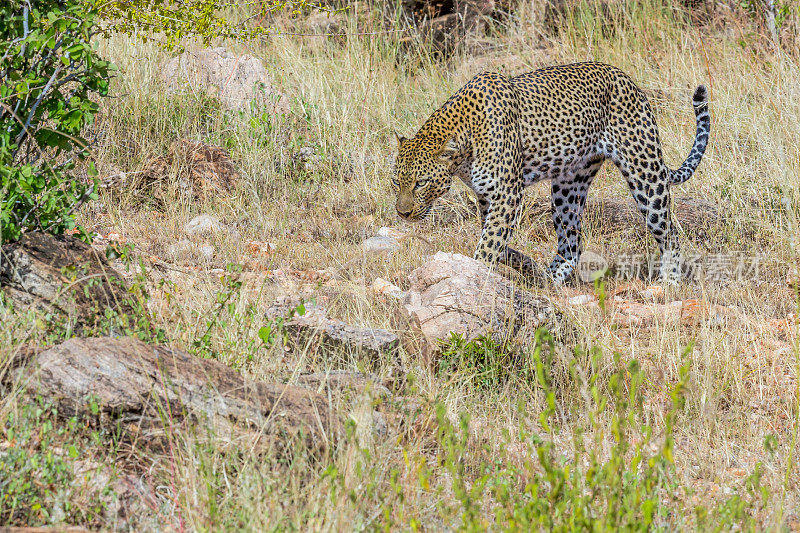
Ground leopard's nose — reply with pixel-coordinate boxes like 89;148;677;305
397;208;412;219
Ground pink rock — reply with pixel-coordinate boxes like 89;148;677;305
397;252;569;364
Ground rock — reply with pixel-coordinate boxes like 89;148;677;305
0;526;90;533
377;227;406;239
564;294;735;328
107;473;163;530
161;47;289;113
139;139;238;203
293;370;392;399
370;410;388;438
0;232;134;332
165;239;196;261
198;244;215;261
362;235;400;255
641;285;665;303
293;370;392;446
397;252;570;363
291;146;319;172
610;282;666;303
372;277;405;299
787;265;800;290
70;459;162;530
266;297;400;362
7;337;339;454
184;214;226;236
567;294;595;306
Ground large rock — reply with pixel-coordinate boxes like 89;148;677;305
266;298;400;363
162;47;289;113
398;252;570;363
7;337;339;454
0;232;133;332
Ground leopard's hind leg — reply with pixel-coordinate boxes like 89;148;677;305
601;140;680;282
548;156;605;283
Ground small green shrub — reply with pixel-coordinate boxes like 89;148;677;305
0;398;111;526
437;333;537;389
0;0;114;243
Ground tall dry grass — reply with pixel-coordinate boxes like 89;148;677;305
2;0;800;529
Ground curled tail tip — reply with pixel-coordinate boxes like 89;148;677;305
693;85;708;108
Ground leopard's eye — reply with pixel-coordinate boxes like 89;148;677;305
391;178;400;188
414;178;429;190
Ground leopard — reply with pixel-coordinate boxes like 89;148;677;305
391;61;710;284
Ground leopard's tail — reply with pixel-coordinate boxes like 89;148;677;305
669;85;710;185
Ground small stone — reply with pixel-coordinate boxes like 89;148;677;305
198;244;215;261
372;277;405;299
363;235;400;254
377;227;406;239
185;214;224;236
567;294;595;306
166;239;195;261
372;410;388;438
577;250;608;283
641;285;665;302
787;266;800;290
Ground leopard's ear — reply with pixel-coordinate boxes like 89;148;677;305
394;131;407;148
436;135;459;162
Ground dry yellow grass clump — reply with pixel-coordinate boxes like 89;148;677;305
2;0;800;530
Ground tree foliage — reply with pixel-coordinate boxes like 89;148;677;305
1;0;114;243
92;0;325;51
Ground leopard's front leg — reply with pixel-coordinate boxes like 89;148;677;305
474;183;523;268
475;194;549;283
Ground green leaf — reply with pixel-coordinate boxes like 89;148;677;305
258;325;273;344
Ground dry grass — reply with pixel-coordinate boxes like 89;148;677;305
2;0;800;530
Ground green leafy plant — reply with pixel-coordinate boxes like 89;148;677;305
437;333;536;389
258;299;306;349
0;398;110;526
0;0;114;243
93;0;335;51
193;263;247;359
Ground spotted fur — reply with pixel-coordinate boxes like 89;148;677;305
392;62;710;283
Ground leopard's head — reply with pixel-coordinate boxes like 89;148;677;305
391;133;458;221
